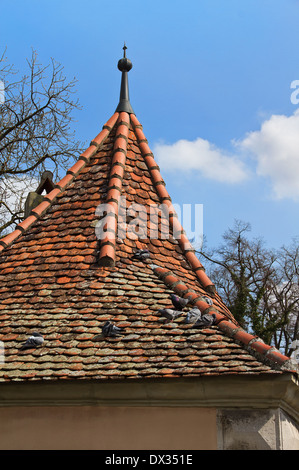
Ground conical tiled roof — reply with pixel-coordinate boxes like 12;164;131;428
0;49;297;383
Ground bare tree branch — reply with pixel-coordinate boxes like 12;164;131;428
197;220;299;354
0;48;84;235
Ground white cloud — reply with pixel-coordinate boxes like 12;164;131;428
236;110;299;200
153;137;248;184
154;109;299;201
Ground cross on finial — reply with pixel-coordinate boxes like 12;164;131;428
123;42;127;58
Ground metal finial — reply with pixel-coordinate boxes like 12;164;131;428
116;44;134;114
118;44;132;73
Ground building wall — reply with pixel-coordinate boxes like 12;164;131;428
0;406;217;450
217;408;299;450
1;405;298;450
1;375;299;450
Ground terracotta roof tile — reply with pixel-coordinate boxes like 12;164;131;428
0;60;298;385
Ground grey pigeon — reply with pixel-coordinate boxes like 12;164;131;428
170;294;191;311
158;308;183;321
132;249;150;261
185;307;202;324
194;313;217;328
102;321;124;337
200;296;213;306
19;332;44;350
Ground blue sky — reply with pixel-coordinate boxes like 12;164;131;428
1;0;299;250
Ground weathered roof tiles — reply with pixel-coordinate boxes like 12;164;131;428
0;48;298;384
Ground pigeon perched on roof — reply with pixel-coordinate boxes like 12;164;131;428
132;249;150;261
194;313;217;328
185;307;202;324
158;308;183;321
200;296;213;306
170;294;191;311
102;321;124;337
19;332;44;350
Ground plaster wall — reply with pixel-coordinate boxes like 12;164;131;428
1;375;299;450
217;408;299;450
0;406;217;450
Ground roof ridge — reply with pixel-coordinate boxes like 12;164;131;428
150;264;298;373
150;264;236;324
130;114;216;296
0;112;119;254
98;112;130;267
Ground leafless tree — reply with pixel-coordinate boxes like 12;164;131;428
197;220;299;355
0;48;83;235
265;239;299;355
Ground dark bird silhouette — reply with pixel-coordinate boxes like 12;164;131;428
19;332;44;350
132;249;150;261
170;294;191;310
102;321;124;337
158;308;183;321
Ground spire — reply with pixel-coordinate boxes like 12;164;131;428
115;43;135;114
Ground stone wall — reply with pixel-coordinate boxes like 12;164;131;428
217;408;299;450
